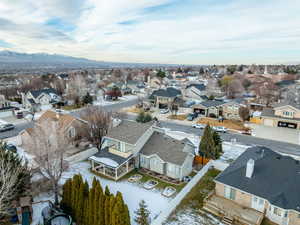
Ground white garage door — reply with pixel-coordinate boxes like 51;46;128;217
41;104;52;111
263;119;274;127
0;110;13;118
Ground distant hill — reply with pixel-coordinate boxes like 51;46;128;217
0;50;177;73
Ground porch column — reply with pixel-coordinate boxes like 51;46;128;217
115;168;118;180
126;161;129;172
91;160;95;170
103;166;106;175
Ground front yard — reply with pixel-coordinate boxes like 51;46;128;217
167;114;188;121
197;117;249;131
165;169;222;225
32;161;172;225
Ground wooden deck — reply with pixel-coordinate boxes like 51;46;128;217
203;193;264;225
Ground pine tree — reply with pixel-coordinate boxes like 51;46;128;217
212;131;223;159
104;194;111;225
105;186;110;196
134;200;150;225
199;124;217;159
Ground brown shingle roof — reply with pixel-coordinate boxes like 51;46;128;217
38;110;77;129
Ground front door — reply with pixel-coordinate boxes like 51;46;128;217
251;196;265;212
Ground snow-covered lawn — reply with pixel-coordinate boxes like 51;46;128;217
33;161;171;225
165;209;225;225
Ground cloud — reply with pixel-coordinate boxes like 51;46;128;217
0;0;299;64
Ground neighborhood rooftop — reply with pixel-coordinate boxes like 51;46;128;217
140;131;194;165
106;119;154;145
215;146;300;212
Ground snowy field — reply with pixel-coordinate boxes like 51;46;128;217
32;161;171;225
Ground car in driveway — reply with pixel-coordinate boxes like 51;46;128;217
160;109;169;114
0;124;15;132
212;126;227;133
192;124;206;129
187;113;198;121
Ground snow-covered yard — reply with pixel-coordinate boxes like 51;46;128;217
33;161;171;225
165;209;224;225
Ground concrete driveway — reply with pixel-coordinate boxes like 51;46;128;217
249;124;300;145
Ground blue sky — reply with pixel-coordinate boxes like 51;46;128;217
0;0;299;64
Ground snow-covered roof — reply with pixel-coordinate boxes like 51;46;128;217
89;156;119;167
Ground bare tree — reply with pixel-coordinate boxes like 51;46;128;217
79;106;112;148
0;151;23;215
28;120;70;206
66;74;87;102
239;106;250;121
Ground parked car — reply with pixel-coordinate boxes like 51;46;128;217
160;109;169;114
5;144;17;153
212;126;227;133
192;124;206;129
187;113;198;121
0;124;15;132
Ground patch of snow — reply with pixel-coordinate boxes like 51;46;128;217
165;208;225;225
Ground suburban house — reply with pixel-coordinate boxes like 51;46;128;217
204;146;300;225
20;110;86;152
0;94;15;118
22;88;61;112
89;120;195;181
261;102;300;129
192;99;245;120
149;87;182;109
184;83;207;101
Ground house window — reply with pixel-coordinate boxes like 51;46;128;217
283;111;294;117
224;186;236;200
273;207;282;216
68;127;76;138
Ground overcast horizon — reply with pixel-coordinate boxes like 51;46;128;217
0;0;299;65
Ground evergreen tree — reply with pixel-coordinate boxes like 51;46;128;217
83;92;93;105
199;125;217;159
105;186;110;196
134;200;150;225
212;131;223;159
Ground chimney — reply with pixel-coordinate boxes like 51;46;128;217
246;159;255;178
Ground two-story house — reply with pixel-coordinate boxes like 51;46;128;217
89;120;195;181
184;83;207;101
203;146;300;225
22;88;61;112
149;87;182;109
261;102;300;129
20;110;86;152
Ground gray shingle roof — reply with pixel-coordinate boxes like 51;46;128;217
30;88;57;98
106;120;153;145
149;87;182;99
93;147;132;167
140;131;194;166
186;83;206;91
193;100;225;108
215;146;300;211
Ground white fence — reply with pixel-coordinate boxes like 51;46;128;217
151;161;214;225
151;160;229;225
65;147;98;164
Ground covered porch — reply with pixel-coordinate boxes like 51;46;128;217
203;192;264;225
89;148;135;180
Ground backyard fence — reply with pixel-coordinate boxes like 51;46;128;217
65;147;98;164
151;161;213;225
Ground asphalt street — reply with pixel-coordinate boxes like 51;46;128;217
0;98;139;140
1;98;299;158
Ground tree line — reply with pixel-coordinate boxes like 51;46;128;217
61;174;131;225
